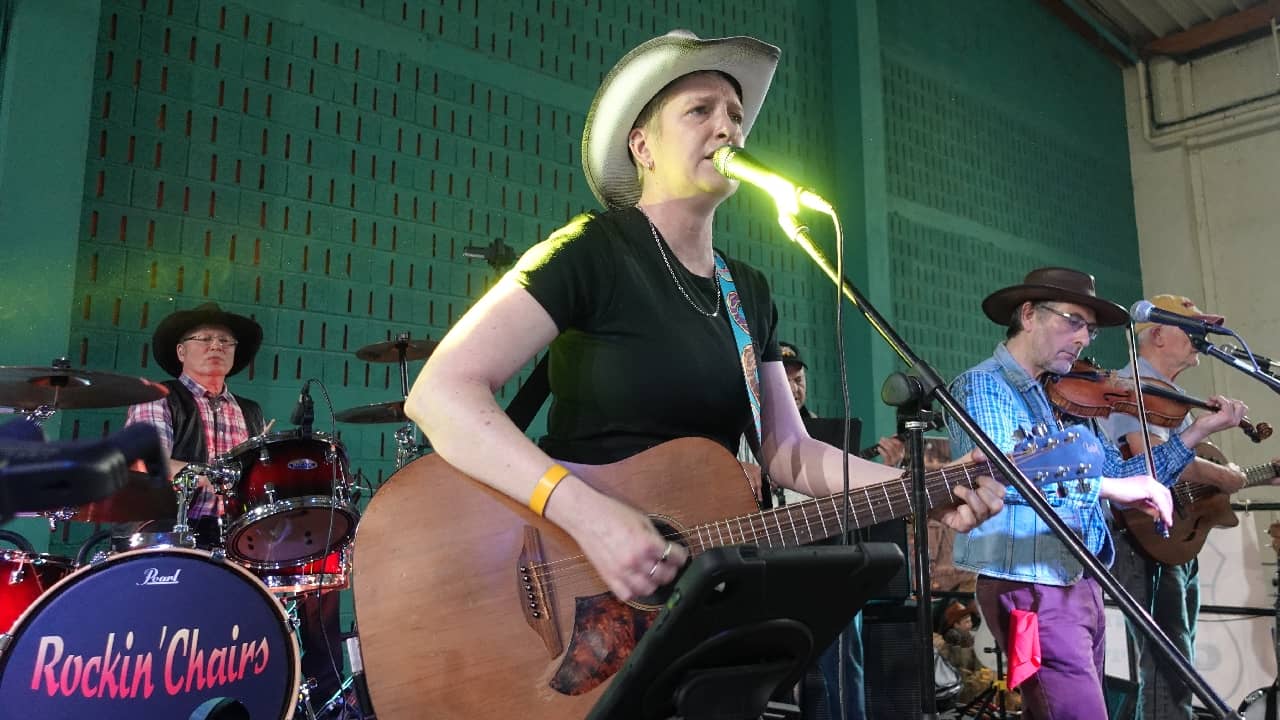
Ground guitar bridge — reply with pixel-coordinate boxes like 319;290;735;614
518;525;564;658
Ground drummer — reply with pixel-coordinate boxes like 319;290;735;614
124;303;347;716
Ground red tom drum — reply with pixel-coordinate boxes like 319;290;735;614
220;430;358;569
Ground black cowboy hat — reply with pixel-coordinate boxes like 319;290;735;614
151;302;263;378
982;267;1128;328
779;341;806;369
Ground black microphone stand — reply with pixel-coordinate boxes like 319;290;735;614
881;372;942;717
1192;335;1280;395
776;217;1238;719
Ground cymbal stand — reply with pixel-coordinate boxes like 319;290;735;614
390;332;427;468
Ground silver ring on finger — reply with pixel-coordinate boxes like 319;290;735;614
660;542;673;562
648;559;661;578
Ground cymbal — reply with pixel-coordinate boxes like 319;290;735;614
334;400;409;424
71;471;177;523
355;338;438;363
0;365;169;410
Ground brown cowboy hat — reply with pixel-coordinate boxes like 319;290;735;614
937;599;982;633
982;267;1128;327
151;302;263;378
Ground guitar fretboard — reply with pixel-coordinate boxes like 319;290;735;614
1172;461;1278;505
681;460;998;556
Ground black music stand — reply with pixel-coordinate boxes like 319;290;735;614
586;543;903;720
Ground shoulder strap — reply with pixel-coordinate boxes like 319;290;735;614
714;253;771;509
505;355;550;433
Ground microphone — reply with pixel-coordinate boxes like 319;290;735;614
1129;300;1232;336
290;380;314;430
1221;345;1280;373
710;146;833;215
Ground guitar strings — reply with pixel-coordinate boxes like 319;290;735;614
523;465;991;587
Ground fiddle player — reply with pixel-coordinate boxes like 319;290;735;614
1095;294;1262;720
945;269;1246;720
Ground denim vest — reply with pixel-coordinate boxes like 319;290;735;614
946;344;1112;586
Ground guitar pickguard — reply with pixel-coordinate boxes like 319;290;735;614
549;593;657;695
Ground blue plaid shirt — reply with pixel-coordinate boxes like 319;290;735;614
946;343;1195;585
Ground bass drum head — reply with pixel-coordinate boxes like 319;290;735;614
0;547;299;720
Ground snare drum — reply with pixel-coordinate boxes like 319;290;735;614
0;548;300;720
253;548;350;599
220;430;358;568
0;550;73;632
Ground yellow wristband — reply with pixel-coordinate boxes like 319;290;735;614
529;463;571;516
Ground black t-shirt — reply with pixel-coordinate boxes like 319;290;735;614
512;206;781;464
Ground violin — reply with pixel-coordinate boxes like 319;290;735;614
1042;358;1272;443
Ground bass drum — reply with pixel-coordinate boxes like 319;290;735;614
0;548;300;720
1240;684;1279;719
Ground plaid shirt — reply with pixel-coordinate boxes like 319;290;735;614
946;342;1194;586
125;373;251;518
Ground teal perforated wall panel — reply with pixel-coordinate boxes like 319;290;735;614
878;0;1143;382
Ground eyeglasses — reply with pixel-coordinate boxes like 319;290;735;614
1035;304;1098;340
182;335;239;348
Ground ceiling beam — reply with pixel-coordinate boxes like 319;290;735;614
1038;0;1139;65
1143;0;1280;57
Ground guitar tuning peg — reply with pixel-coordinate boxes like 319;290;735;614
1012;428;1028;442
1056;482;1068;498
1031;423;1049;438
1077;463;1092;476
1076;478;1090;494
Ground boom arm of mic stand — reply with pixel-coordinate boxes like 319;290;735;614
783;219;1238;720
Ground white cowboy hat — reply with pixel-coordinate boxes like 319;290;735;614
581;30;780;209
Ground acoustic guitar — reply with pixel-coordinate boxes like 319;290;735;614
1114;443;1279;566
352;428;1101;720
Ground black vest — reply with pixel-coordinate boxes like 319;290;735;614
162;379;265;462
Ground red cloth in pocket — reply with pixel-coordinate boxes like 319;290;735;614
1007;608;1041;689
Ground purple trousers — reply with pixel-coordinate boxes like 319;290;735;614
977;575;1107;720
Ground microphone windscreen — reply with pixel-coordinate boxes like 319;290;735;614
1129;300;1154;323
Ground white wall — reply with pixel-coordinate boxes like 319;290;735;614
1122;31;1280;709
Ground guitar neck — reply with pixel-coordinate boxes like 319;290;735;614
1243;461;1280;489
1174;460;1279;505
682;460;997;556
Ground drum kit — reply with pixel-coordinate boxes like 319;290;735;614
0;336;437;719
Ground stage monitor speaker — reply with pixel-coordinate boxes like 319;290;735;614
861;602;922;719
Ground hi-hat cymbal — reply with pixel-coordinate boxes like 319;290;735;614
0;365;169;410
355;338;438;363
334;400;409;424
71;471;178;523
